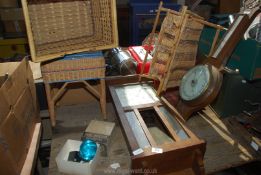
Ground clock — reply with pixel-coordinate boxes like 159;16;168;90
176;64;223;120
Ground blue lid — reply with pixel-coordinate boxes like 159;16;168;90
61;51;103;61
130;0;173;3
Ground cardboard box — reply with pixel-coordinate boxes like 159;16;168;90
0;144;18;175
0;113;28;169
0;86;38;174
0;59;28;106
0;59;39;174
13;86;38;143
0;91;9;123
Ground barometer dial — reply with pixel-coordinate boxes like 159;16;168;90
180;65;210;101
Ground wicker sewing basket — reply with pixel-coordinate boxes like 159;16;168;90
41;52;105;83
22;0;118;62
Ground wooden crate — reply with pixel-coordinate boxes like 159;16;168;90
22;0;118;62
0;59;39;175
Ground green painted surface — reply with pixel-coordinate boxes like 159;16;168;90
198;27;261;80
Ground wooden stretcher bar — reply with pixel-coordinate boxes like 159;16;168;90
45;79;106;127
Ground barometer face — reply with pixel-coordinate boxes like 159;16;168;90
180;65;211;101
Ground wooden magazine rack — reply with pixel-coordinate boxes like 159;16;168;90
140;2;226;95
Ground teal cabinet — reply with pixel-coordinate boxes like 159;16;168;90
198;27;261;81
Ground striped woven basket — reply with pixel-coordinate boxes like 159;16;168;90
41;52;105;83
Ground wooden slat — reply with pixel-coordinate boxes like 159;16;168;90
21;0;37;60
123;102;162;111
109;86;140;151
44;83;56;126
139;1;163;77
209;28;221;56
82;80;100;99
161;97;185;122
52;82;69;102
161;96;201;141
154;106;181;142
192;17;226;30
139;74;159;80
134;109;157;147
100;79;106;119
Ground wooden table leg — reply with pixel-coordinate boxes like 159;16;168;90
100;79;107;120
44;83;56;127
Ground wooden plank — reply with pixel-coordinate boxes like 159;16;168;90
161;97;185;122
209;29;221;56
111;0;119;48
52;82;68;102
21;123;41;175
100;79;107;119
44;83;56;127
82;80;100;99
21;0;37;61
134;109;157;147
123;102;162;111
109;86;140;152
192;17;226;30
154;106;181;142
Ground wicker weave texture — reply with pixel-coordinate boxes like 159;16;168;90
41;56;105;83
149;13;183;79
166;17;204;89
42;68;105;83
22;0;118;62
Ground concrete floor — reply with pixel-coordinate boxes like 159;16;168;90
47;102;131;175
40;101;261;175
